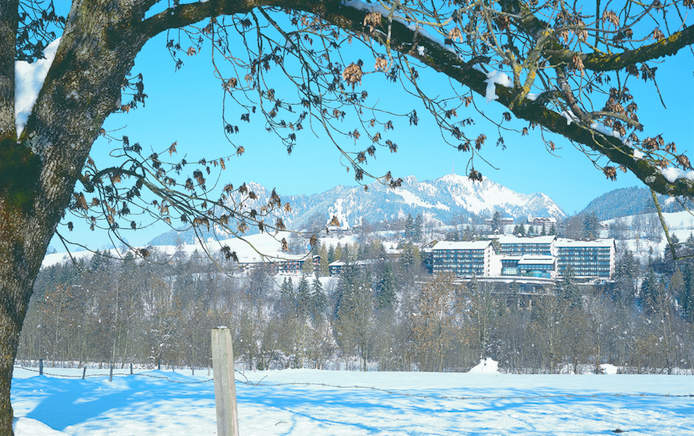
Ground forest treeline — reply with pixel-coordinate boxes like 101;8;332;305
18;237;694;374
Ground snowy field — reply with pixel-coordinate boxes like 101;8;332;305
11;366;694;435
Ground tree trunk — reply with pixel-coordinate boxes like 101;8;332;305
0;202;50;434
0;2;148;431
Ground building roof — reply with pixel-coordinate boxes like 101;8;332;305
328;259;377;267
433;240;492;250
518;255;555;265
555;238;615;248
496;235;557;245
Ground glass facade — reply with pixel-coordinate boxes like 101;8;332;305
433;238;614;280
500;242;552;256
556;246;612;278
432;248;486;276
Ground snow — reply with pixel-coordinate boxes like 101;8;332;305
561;109;579;125
12;367;694;435
14;418;64;436
467;358;499;374
41;231;309;268
602;210;694;262
484;70;511;101
394;188;448;210
634;149;644;159
663;167;683;183
600;364;619;375
328;198;351;229
590;121;623;140
14;39;61;134
433;240;491;250
660;167;694;183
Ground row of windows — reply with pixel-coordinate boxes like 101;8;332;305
519;264;555;271
433;250;487;254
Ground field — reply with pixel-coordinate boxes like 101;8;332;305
12;366;694;435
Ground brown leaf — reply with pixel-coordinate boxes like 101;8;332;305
342;63;363;88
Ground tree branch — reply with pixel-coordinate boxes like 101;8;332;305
549;25;694;72
137;0;694;197
512;3;694;72
140;0;333;38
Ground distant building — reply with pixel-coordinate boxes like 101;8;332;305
484;216;514;227
432;236;615;280
239;254;320;274
496;235;556;256
328;259;375;276
517;255;557;278
529;217;557;233
555;239;615;279
431;240;500;277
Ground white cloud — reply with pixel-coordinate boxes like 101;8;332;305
14;38;61;134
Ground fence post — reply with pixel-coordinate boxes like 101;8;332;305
157;359;161;371
109;363;113;382
39;359;43;376
82;367;87;380
130;363;133;375
211;327;239;436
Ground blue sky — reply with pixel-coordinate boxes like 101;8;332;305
42;6;694;249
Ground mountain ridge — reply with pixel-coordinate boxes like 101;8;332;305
149;174;565;245
577;186;693;220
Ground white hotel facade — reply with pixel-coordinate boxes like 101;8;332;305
432;235;615;280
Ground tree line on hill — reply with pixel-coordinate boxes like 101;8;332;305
18;236;694;374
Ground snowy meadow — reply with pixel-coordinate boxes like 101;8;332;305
11;365;694;435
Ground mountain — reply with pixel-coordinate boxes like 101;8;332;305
149;174;565;245
577;186;693;221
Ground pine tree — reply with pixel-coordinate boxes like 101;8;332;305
296;275;311;319
680;263;694;322
333;244;343;263
559;267;581;308
404;214;415;239
614;249;637;304
279;278;296;317
413;215;424;242
301;256;314;275
319;248;330;276
374;262;397;310
491;211;502;234
641;270;659;315
310;274;327;323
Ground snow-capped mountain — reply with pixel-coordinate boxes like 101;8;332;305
150;174;564;244
284;173;564;229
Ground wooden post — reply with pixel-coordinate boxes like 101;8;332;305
130;363;133;375
109;364;113;382
211;327;239;436
39;359;43;376
82;367;86;380
157;359;161;371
